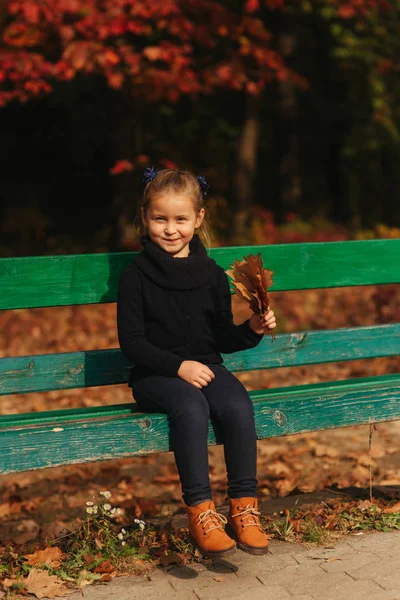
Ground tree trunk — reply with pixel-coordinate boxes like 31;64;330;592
232;92;261;243
111;101;144;250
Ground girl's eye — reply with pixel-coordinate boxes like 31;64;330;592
154;217;187;222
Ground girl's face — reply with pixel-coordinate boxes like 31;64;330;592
141;192;205;258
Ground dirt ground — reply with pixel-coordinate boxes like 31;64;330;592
1;284;399;547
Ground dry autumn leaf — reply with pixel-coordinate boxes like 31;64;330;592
24;547;63;569
0;502;23;519
24;568;73;599
94;559;115;574
159;552;185;567
2;576;25;591
226;252;275;341
382;501;400;514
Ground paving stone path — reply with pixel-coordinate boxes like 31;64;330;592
66;530;400;600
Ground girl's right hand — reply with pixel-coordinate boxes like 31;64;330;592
177;361;215;389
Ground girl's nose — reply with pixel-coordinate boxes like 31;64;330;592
164;223;176;234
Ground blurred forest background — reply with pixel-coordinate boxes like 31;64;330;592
1;0;400;258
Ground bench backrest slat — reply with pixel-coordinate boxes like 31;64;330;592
1;239;399;310
1;324;399;396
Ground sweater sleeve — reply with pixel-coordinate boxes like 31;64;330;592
117;266;185;377
214;267;264;354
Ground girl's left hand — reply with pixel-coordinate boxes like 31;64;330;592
249;310;276;335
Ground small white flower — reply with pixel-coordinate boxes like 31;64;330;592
86;501;94;506
134;519;146;530
86;507;94;514
121;528;126;534
100;491;112;499
121;541;126;546
103;503;112;511
110;508;117;514
117;533;124;540
92;505;98;513
115;508;122;515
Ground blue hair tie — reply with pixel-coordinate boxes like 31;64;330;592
197;175;209;196
143;167;159;185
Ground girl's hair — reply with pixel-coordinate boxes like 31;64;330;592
135;169;212;249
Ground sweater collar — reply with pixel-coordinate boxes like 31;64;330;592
134;234;212;290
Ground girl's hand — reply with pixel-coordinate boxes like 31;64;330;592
249;310;276;335
178;361;216;389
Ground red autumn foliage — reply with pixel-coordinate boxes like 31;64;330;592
0;0;393;107
109;159;134;175
0;0;394;110
0;0;311;106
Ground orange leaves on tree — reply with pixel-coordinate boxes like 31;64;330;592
0;0;301;106
0;49;53;105
264;0;285;8
337;4;357;19
336;0;393;19
226;253;276;341
109;160;134;175
62;41;92;71
1;0;395;107
245;0;260;13
143;46;163;61
109;155;178;175
8;1;41;24
160;158;179;169
3;22;44;47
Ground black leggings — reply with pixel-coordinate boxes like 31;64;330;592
132;364;258;506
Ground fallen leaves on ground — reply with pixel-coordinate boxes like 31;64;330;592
0;282;399;597
3;568;73;599
24;547;63;568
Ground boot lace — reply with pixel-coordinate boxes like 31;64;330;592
231;504;262;529
197;509;227;533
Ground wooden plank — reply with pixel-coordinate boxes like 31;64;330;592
1;239;399;310
1;324;399;396
0;348;130;396
0;373;399;473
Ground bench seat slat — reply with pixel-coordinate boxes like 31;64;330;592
1;239;399;310
1;324;399;396
1;373;399;474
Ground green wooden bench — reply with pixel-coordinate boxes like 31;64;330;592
0;239;399;475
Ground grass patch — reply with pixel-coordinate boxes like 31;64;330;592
263;496;400;545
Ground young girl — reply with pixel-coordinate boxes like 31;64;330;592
117;168;276;558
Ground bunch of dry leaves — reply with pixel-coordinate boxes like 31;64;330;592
226;253;275;340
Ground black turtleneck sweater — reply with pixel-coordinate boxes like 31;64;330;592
117;235;264;385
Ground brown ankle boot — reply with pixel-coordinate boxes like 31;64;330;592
187;500;236;558
227;497;269;555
